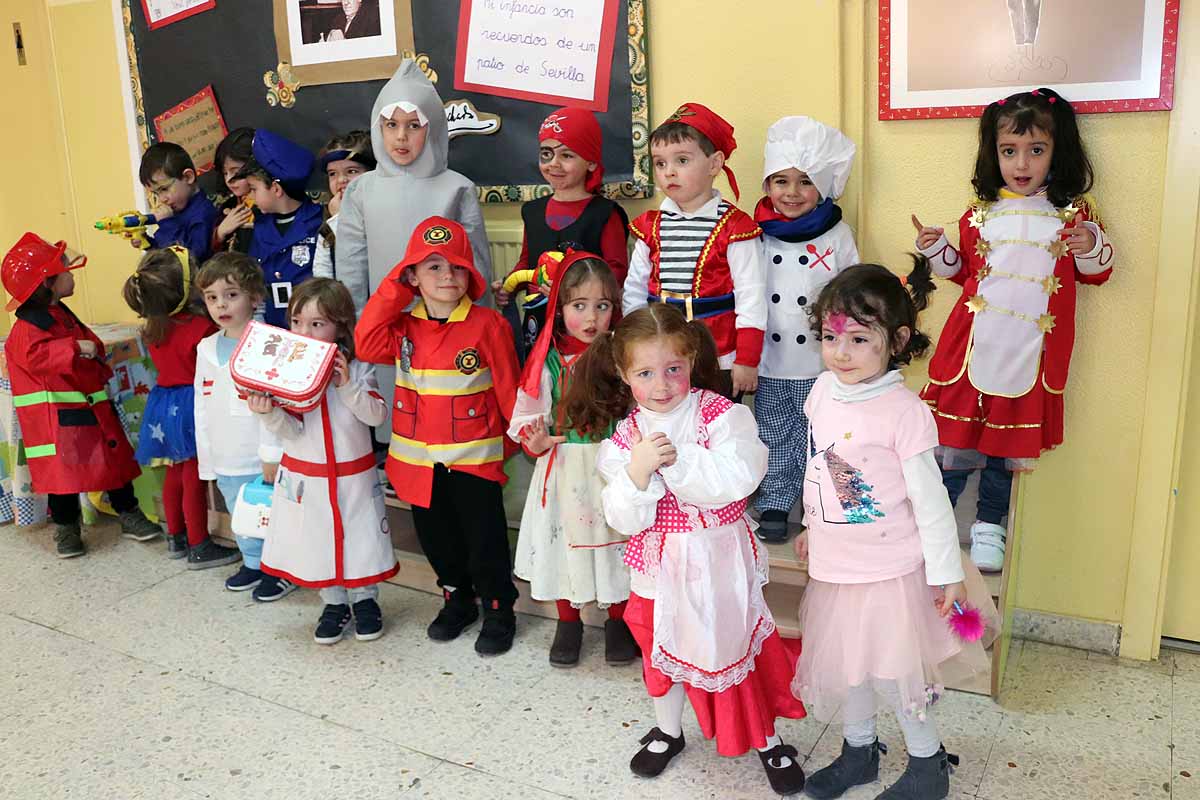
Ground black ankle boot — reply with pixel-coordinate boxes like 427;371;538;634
806;739;883;799
549;619;584;667
475;603;516;656
874;746;955;800
427;589;479;641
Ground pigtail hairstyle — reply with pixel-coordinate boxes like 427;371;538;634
809;255;935;369
971;88;1093;208
123;247;205;345
286;277;357;359
560;304;723;440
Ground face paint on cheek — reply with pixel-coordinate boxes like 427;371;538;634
827;313;852;335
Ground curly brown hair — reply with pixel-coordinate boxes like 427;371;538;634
122;248;208;345
560;304;722;440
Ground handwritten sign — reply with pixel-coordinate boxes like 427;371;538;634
445;99;502;138
140;0;215;30
152;85;228;174
454;0;619;112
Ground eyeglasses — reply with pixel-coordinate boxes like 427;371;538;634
148;178;178;199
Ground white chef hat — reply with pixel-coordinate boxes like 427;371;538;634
378;101;429;127
762;116;856;201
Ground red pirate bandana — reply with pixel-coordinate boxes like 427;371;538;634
539;107;605;193
664;102;741;200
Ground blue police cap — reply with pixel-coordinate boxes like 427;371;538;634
251;130;314;191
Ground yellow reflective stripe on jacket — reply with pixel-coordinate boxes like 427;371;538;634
13;389;107;408
25;443;56;458
393;366;494;396
388;434;504;467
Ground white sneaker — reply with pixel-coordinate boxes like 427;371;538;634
970;521;1007;572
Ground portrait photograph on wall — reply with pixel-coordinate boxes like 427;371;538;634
272;0;415;85
880;0;1179;119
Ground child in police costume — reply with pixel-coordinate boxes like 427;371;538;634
237;130;322;327
356;217;521;656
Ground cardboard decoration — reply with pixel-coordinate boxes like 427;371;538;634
230;321;337;413
454;0;620;112
141;0;215;30
151;84;228;173
271;0;415;87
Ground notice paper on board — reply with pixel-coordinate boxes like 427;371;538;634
454;0;620;112
140;0;215;30
152;85;228;174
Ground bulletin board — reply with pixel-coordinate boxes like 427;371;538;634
117;0;652;202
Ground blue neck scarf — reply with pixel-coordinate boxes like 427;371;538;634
757;198;842;243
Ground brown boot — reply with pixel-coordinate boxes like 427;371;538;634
549;619;584;667
605;618;639;665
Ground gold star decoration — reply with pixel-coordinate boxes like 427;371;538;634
1058;204;1079;223
1037;313;1057;333
1047;239;1069;259
976;263;992;281
968;207;988;229
965;294;988;314
974;239;991;258
1042;275;1062;295
843;431;853;440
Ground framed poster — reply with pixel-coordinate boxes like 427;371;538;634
271;0;415;86
879;0;1180;119
453;0;621;113
151;84;228;173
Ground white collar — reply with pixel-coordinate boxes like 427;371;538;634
660;190;723;219
830;370;904;402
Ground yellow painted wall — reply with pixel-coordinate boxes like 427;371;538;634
18;0;1186;637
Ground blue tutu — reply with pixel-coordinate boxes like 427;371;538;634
134;384;197;465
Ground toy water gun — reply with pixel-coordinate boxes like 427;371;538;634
501;250;564;296
94;211;158;249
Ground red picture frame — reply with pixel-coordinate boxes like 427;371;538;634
878;0;1180;120
152;84;228;174
140;0;216;31
453;0;620;113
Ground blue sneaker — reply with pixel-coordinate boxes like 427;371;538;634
253;574;297;602
225;566;262;592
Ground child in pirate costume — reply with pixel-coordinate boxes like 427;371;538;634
622;102;767;399
356;217;521;656
493;107;629;359
753;116;859;542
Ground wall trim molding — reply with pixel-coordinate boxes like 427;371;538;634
1014;609;1121;656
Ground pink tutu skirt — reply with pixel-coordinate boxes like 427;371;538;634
626;593;807;756
792;558;998;723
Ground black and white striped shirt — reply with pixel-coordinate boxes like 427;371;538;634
656;201;730;293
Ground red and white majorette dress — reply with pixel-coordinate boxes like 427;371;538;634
597;388;806;756
917;189;1113;462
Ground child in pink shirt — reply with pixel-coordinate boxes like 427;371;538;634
793;259;997;800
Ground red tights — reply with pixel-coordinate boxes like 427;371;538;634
556;599;628;622
162;459;209;546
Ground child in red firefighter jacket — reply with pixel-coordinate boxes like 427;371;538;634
356;216;522;656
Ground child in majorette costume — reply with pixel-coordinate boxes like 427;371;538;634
493;107;629;359
753;116;859;542
622;103;767;398
122;247;231;566
567;304;807;796
249;279;397;645
793;261;998;800
912;88;1114;572
507;250;636;668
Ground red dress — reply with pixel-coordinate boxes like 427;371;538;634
919;194;1113;460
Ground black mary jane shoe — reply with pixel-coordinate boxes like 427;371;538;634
629;727;686;778
757;741;805;796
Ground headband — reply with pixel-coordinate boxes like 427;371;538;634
167;244;192;315
318;149;377;170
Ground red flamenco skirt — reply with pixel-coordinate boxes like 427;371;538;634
625;593;807;757
919;364;1063;460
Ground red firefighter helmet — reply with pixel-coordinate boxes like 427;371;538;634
2;232;86;311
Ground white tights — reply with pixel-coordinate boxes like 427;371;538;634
841;683;941;758
647;683;787;762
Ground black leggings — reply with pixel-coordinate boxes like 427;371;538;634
48;483;139;526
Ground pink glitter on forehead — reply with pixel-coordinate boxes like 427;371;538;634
826;313;852;334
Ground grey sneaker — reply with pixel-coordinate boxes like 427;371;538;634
54;523;85;559
118;509;163;542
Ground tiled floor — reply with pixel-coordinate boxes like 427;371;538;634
0;519;1194;799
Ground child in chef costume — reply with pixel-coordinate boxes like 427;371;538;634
752;116;859;543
